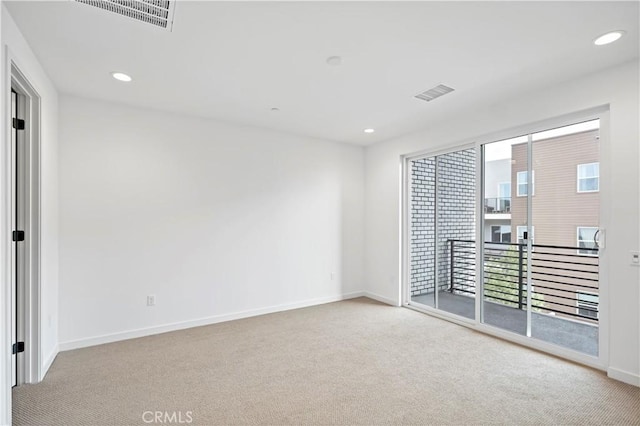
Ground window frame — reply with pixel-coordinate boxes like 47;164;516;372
516;225;534;245
516;170;534;197
491;225;511;243
577;226;599;257
576;291;599;320
577;162;599;193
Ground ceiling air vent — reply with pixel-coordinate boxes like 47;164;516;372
75;0;176;31
414;84;455;102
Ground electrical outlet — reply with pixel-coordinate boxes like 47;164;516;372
631;251;640;266
147;295;156;306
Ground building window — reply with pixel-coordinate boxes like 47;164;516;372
497;182;511;212
516;225;534;244
516;171;534;196
491;225;511;243
577;292;598;319
577;162;599;192
577;227;598;256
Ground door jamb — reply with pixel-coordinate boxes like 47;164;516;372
8;61;42;387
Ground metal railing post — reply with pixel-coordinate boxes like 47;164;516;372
450;240;454;293
518;243;524;310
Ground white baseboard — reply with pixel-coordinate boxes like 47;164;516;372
59;292;365;351
608;367;640;387
363;291;400;307
41;344;59;380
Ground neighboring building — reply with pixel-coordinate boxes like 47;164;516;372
510;128;599;251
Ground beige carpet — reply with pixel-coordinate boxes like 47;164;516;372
12;298;640;425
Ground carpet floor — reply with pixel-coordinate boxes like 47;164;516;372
12;297;640;425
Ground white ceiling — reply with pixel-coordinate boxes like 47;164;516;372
5;1;639;146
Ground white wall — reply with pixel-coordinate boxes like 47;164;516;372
364;60;640;385
0;6;59;424
58;96;364;348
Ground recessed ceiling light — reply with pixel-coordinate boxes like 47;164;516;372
594;31;625;46
326;56;342;66
111;72;132;82
364;128;375;134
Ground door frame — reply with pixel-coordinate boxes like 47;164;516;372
401;106;610;372
400;141;476;323
4;59;42;390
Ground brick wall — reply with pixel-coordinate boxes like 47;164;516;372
410;149;476;296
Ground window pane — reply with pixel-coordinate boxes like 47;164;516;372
498;182;511;198
578;293;598;304
579;163;599;178
578;227;597;241
579;177;599;192
518;183;527;195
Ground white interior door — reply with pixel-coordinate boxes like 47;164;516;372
10;87;26;387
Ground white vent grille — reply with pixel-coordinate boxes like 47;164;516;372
414;84;455;102
75;0;175;31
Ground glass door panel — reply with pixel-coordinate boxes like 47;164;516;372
529;120;600;356
482;135;529;336
436;149;476;319
481;119;601;357
409;148;476;320
409;156;436;308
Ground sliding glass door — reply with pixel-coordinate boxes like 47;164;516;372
405;115;603;361
481;119;601;356
408;147;476;320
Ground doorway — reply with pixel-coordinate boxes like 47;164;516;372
406;146;477;320
403;110;607;368
481;119;602;357
8;64;42;387
10;88;26;387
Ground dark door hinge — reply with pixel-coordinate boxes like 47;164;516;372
12;230;25;242
12;342;24;355
12;118;25;130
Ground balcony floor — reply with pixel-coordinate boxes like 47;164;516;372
411;291;598;356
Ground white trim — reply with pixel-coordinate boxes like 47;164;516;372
596;111;610;377
405;301;477;327
41;344;58;379
468;106;609;147
607;367;640;387
400;156;410;308
9;59;42;385
403;141;476;162
364;291;400;307
0;41;10;426
59;292;365;351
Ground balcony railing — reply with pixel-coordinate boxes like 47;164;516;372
449;239;599;322
484;197;511;214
